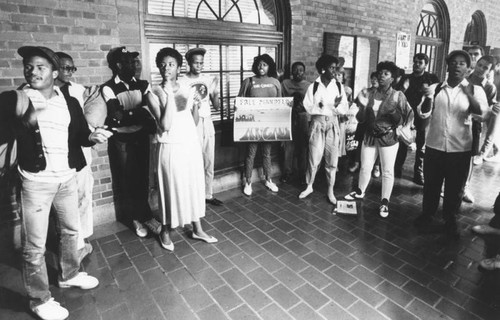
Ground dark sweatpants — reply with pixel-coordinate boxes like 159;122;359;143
422;147;471;227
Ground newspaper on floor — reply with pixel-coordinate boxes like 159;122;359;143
333;200;357;215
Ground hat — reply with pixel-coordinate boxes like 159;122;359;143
185;47;206;63
18;46;61;69
446;50;471;68
107;46;139;68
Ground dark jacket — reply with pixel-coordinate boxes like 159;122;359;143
0;89;94;173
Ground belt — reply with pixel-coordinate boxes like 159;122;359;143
311;114;334;122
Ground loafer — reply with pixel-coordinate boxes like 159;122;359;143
479;255;500;271
206;197;223;206
32;298;69;320
144;218;162;235
58;272;99;290
192;233;218;243
472;224;500;236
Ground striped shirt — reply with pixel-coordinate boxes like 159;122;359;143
19;86;76;183
102;75;151;133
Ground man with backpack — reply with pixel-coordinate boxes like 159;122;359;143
0;46;112;320
413;50;488;238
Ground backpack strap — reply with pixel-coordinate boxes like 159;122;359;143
312;80;342;95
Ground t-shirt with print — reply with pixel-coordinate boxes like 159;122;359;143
179;74;215;118
238;76;282;98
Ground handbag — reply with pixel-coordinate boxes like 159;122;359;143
397;103;415;146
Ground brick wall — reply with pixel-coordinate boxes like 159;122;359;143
288;0;500;81
0;0;143;225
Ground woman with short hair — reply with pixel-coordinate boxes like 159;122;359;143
344;61;413;218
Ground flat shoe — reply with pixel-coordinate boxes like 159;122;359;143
159;234;174;251
298;188;313;199
192;233;218;243
472;225;500;236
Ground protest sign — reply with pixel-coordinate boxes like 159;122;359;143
234;97;293;142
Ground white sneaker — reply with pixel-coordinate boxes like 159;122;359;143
133;220;148;238
243;182;252;196
58;272;99;290
473;155;483;165
265;180;279;192
344;191;365;200
379;204;389;218
32;298;69;320
299;186;313;199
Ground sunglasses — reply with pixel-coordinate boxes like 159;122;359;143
61;66;77;72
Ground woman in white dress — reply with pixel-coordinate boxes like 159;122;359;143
147;47;217;251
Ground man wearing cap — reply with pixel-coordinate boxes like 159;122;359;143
102;47;159;238
414;50;488;238
179;47;223;206
0;46;112;320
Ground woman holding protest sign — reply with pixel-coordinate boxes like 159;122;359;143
238;54;282;196
298;55;348;206
147;47;217;251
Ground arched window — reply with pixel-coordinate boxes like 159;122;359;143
414;0;449;78
144;0;290;122
463;11;487;47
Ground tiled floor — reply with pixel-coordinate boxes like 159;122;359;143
2;153;500;320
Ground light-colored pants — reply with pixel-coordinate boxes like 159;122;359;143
197;117;215;199
20;175;80;308
306;115;339;187
358;140;399;200
76;148;93;249
481;110;500;156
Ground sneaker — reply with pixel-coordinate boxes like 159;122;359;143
243;182;252;196
463;190;475;203
32;298;69;320
132;220;148;238
379;204;389;218
372;165;380;178
58;272;99;289
344;190;365;200
144;218;162;235
479;255;500;271
265;180;279;192
473;155;483;165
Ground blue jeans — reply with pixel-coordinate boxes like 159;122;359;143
20;175;80;308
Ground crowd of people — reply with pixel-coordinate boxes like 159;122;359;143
1;43;500;320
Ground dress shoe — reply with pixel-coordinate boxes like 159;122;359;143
192;233;218;243
159;232;174;251
472;225;500;236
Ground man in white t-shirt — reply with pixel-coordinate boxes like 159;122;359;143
180;48;223;206
0;46;112;320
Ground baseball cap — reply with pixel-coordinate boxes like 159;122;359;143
107;46;139;68
18;46;61;69
446;50;471;68
185;47;206;63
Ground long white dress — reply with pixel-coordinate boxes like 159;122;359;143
152;84;205;228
